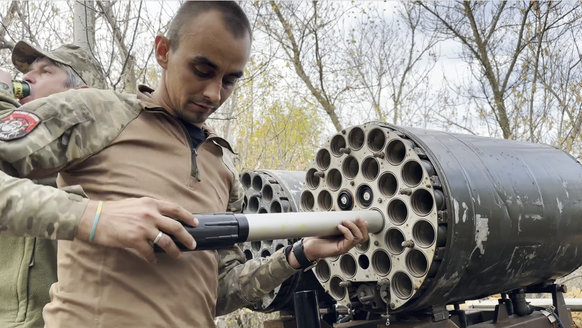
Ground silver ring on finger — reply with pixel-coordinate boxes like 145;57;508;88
152;231;164;245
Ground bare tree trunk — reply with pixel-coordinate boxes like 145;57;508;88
268;1;343;132
73;0;96;54
97;1;139;92
223;87;238;142
418;1;535;140
0;2;18;50
14;3;40;47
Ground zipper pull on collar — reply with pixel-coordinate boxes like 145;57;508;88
192;147;201;182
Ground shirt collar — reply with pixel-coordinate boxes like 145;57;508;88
135;84;224;143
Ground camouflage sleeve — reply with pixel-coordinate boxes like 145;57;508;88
0;83;21;113
1;89;140;177
0;88;140;239
220;146;244;213
216;246;299;316
0;88;90;239
228;178;244;214
0;170;88;239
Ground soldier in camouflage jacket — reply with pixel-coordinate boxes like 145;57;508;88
0;40;106;328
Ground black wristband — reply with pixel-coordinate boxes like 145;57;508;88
292;239;317;271
284;245;293;264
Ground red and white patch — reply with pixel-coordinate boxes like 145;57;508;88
0;110;41;141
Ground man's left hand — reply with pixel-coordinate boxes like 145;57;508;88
288;217;369;269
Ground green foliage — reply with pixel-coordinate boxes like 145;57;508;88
234;96;324;172
232;57;324;172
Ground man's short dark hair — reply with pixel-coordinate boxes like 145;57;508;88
167;1;252;51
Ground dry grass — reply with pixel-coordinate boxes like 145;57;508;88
566;287;582;328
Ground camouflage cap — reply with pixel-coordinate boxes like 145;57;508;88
11;41;107;89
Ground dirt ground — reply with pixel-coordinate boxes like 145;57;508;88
214;309;278;328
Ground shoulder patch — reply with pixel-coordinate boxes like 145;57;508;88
0;110;41;141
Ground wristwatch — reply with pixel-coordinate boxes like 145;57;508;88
292;239;318;272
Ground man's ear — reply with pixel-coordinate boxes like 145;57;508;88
155;35;170;70
74;85;89;89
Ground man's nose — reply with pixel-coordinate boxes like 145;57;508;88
22;71;36;83
202;81;221;105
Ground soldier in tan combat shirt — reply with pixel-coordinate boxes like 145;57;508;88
0;41;106;328
0;2;369;327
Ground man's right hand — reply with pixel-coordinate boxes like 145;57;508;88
76;198;198;264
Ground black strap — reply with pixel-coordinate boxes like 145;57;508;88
292;239;315;270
